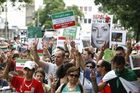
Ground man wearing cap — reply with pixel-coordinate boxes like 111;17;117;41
4;59;44;93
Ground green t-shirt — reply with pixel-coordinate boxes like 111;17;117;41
61;84;81;93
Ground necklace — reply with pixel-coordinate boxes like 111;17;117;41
20;79;33;92
67;84;76;91
24;79;33;89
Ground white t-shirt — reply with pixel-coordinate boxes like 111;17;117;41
44;62;57;86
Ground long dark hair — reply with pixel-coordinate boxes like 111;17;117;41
55;62;74;90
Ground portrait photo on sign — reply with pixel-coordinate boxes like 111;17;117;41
91;14;112;48
110;31;126;48
111;32;122;42
129;54;140;70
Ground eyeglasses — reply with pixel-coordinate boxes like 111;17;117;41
97;65;101;68
69;74;79;78
86;66;94;69
65;55;69;58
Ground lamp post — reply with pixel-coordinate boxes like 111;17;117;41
5;0;8;40
37;9;40;27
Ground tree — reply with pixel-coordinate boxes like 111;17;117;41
94;0;140;42
66;5;84;26
0;0;32;4
36;0;84;29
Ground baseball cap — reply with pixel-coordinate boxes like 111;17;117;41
24;61;36;70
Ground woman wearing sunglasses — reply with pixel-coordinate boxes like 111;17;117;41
55;66;87;93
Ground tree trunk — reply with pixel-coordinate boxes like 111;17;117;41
136;23;140;42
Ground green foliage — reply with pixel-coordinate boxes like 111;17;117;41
66;5;84;26
0;0;32;4
37;0;65;29
94;0;140;41
36;0;83;29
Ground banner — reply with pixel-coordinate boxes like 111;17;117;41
63;26;77;40
27;26;42;38
51;11;76;29
57;36;66;48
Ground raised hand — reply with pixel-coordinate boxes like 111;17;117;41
90;69;96;81
31;38;39;50
70;40;76;48
100;41;107;52
49;73;56;89
42;39;48;49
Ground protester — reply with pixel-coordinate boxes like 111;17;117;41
30;39;65;86
85;61;96;81
85;61;96;71
70;45;96;93
82;47;95;62
4;59;44;93
34;67;51;93
55;66;87;93
0;65;9;88
90;60;111;93
51;62;74;91
92;55;139;93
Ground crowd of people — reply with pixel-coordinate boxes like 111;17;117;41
0;35;140;93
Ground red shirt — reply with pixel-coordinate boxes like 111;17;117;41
101;80;111;93
11;76;44;93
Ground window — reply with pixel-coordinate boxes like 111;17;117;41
84;19;87;23
89;6;92;11
84;6;87;11
80;6;83;11
88;19;91;23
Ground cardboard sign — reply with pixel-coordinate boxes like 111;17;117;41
91;14;113;48
110;31;126;47
63;26;77;40
129;54;140;70
57;36;66;48
51;11;76;29
103;48;116;62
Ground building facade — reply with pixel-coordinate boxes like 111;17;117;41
64;0;99;32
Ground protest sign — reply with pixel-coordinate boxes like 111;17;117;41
110;31;126;47
91;13;113;48
129;54;140;70
51;11;76;29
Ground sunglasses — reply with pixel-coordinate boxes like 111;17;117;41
86;66;94;69
97;65;102;68
69;74;79;78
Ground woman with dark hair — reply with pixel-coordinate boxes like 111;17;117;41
55;66;87;93
55;63;74;90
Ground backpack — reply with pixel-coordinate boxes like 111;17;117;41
60;83;83;93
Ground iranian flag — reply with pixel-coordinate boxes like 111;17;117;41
102;70;140;93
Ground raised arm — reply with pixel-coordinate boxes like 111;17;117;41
96;42;107;63
3;52;14;81
30;38;47;68
64;40;69;52
75;50;85;70
90;70;106;93
42;39;52;59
